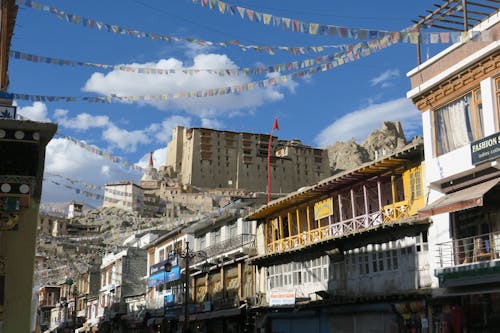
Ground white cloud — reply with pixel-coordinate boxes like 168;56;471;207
17;102;50;122
136;147;167;169
148;115;192;143
370;69;400;87
55;111;111;130
42;138;140;203
83;54;290;116
314;98;421;147
201;118;223;129
102;125;151;152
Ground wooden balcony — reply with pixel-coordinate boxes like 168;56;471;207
382;200;411;223
266;212;384;253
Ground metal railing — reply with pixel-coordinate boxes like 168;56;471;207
192;234;255;264
436;231;500;268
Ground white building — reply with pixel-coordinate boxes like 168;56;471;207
407;7;500;331
102;181;144;214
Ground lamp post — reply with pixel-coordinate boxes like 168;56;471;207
179;242;195;333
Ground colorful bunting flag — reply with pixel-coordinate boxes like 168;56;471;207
16;0;347;55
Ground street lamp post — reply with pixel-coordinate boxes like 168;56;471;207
179;241;195;333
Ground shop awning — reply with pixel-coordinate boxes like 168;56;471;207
419;178;500;217
179;307;242;321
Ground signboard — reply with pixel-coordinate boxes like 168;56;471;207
164;290;174;307
150;257;178;276
0;105;16;119
148;266;181;287
269;289;295;307
314;198;333;220
471;132;500;165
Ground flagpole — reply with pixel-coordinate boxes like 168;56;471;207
267;118;279;203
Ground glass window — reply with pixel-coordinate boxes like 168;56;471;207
392;250;398;270
229;223;237;239
378;252;384;271
496;77;500;129
434;88;484;155
213;228;221;244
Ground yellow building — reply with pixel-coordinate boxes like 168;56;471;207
247;141;431;332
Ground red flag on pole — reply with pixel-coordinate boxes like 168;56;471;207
272;117;279;130
268;117;279;203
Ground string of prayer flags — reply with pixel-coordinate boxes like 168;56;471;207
45;172;104;191
55;133;146;173
11;48;353;77
43;178;105;201
16;0;349;55
6;34;400;105
191;0;493;44
193;0;394;39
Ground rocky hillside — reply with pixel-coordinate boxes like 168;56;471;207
326;121;413;173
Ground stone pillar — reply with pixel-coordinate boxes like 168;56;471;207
0;119;57;333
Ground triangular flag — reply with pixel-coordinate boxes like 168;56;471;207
272;118;279;130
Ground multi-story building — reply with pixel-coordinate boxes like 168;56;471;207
75;260;101;329
163;126;330;193
39;213;68;236
407;5;500;331
187;213;257;333
102;181;145;214
98;247;147;328
144;227;190;332
68;202;84;219
37;285;61;331
246;141;431;332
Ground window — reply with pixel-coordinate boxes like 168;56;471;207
229;223;237;239
409;169;422;200
199;236;206;250
496;77;500;128
434;88;484;155
213;228;221;244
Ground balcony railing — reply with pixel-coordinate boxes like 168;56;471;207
193;234;255;264
436;231;500;268
267;212;383;253
382;200;411;223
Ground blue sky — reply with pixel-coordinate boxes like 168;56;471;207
9;0;451;204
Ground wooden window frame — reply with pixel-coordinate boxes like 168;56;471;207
432;86;484;156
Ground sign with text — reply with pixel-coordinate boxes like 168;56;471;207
269;289;295;307
471;132;500;165
149;257;178;276
164;290;174;307
147;266;181;287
